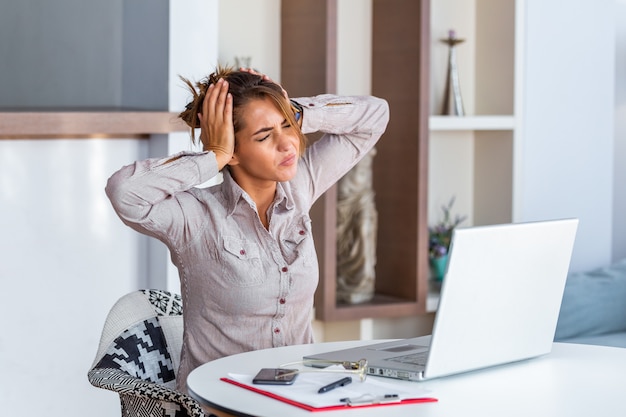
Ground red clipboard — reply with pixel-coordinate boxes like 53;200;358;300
221;377;438;412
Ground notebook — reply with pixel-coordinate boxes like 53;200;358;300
305;218;579;381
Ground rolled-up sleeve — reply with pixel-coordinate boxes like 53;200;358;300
293;94;390;203
105;151;220;238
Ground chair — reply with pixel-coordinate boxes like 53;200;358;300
88;289;208;417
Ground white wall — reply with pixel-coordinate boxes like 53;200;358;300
0;139;148;416
218;0;281;81
521;0;615;272
0;1;217;417
337;0;372;95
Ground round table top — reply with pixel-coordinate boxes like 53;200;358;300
187;340;626;417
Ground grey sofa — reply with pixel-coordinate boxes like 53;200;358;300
554;258;626;348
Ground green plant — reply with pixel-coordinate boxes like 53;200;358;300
429;197;467;259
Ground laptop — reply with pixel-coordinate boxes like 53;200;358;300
305;218;579;381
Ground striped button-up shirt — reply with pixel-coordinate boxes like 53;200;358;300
105;94;389;391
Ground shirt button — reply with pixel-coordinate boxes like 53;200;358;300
274;328;280;334
282;266;288;273
299;230;305;235
279;298;286;304
240;249;246;255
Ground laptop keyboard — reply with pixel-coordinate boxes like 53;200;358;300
386;352;429;366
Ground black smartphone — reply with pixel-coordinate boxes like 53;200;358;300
252;368;298;385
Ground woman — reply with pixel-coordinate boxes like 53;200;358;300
105;67;389;392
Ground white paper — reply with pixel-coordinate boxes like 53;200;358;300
227;366;433;409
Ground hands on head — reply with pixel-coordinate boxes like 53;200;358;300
198;67;291;171
179;65;303;171
199;78;234;170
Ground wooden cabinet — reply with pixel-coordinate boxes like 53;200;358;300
281;0;431;321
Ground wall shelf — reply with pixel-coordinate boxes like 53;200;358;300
429;115;515;131
0;111;186;138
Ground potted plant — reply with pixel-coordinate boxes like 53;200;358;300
429;197;466;281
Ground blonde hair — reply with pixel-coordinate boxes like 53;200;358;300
179;66;307;155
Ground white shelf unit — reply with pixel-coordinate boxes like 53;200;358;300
428;0;523;230
429;115;516;131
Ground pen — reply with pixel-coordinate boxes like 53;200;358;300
318;376;352;393
340;394;400;406
340;394;399;402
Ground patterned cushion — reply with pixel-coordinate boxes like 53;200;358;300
88;368;206;417
92;290;181;369
159;315;184;378
120;392;187;417
143;289;183;316
96;316;176;387
89;290;209;417
142;290;185;377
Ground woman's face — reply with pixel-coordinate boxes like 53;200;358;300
229;97;300;186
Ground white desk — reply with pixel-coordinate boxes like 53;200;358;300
187;340;626;417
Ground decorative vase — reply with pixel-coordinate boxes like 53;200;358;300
441;29;465;116
430;254;449;282
336;149;378;304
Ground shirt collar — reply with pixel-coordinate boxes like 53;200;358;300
221;169;295;216
274;181;295;212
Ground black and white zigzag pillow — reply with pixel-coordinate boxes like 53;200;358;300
96;316;175;385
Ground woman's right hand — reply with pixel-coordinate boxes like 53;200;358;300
199;78;235;170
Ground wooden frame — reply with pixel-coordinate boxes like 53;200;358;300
0;111;186;138
282;0;430;321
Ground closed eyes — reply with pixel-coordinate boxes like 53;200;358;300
253;120;292;142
